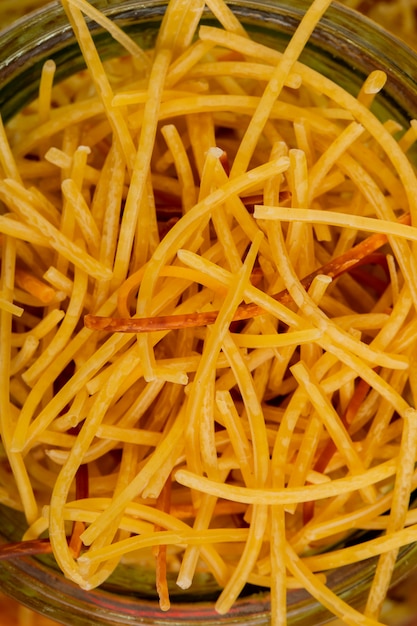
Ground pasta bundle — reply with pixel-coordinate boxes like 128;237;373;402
1;0;417;624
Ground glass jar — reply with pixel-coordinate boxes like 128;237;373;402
1;1;417;624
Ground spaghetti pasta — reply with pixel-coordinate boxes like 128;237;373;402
1;0;417;625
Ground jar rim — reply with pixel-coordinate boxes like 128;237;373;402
1;0;417;123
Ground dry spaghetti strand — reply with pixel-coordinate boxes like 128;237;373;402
84;224;395;333
154;475;172;612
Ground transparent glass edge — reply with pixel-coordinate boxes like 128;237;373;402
1;0;417;124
